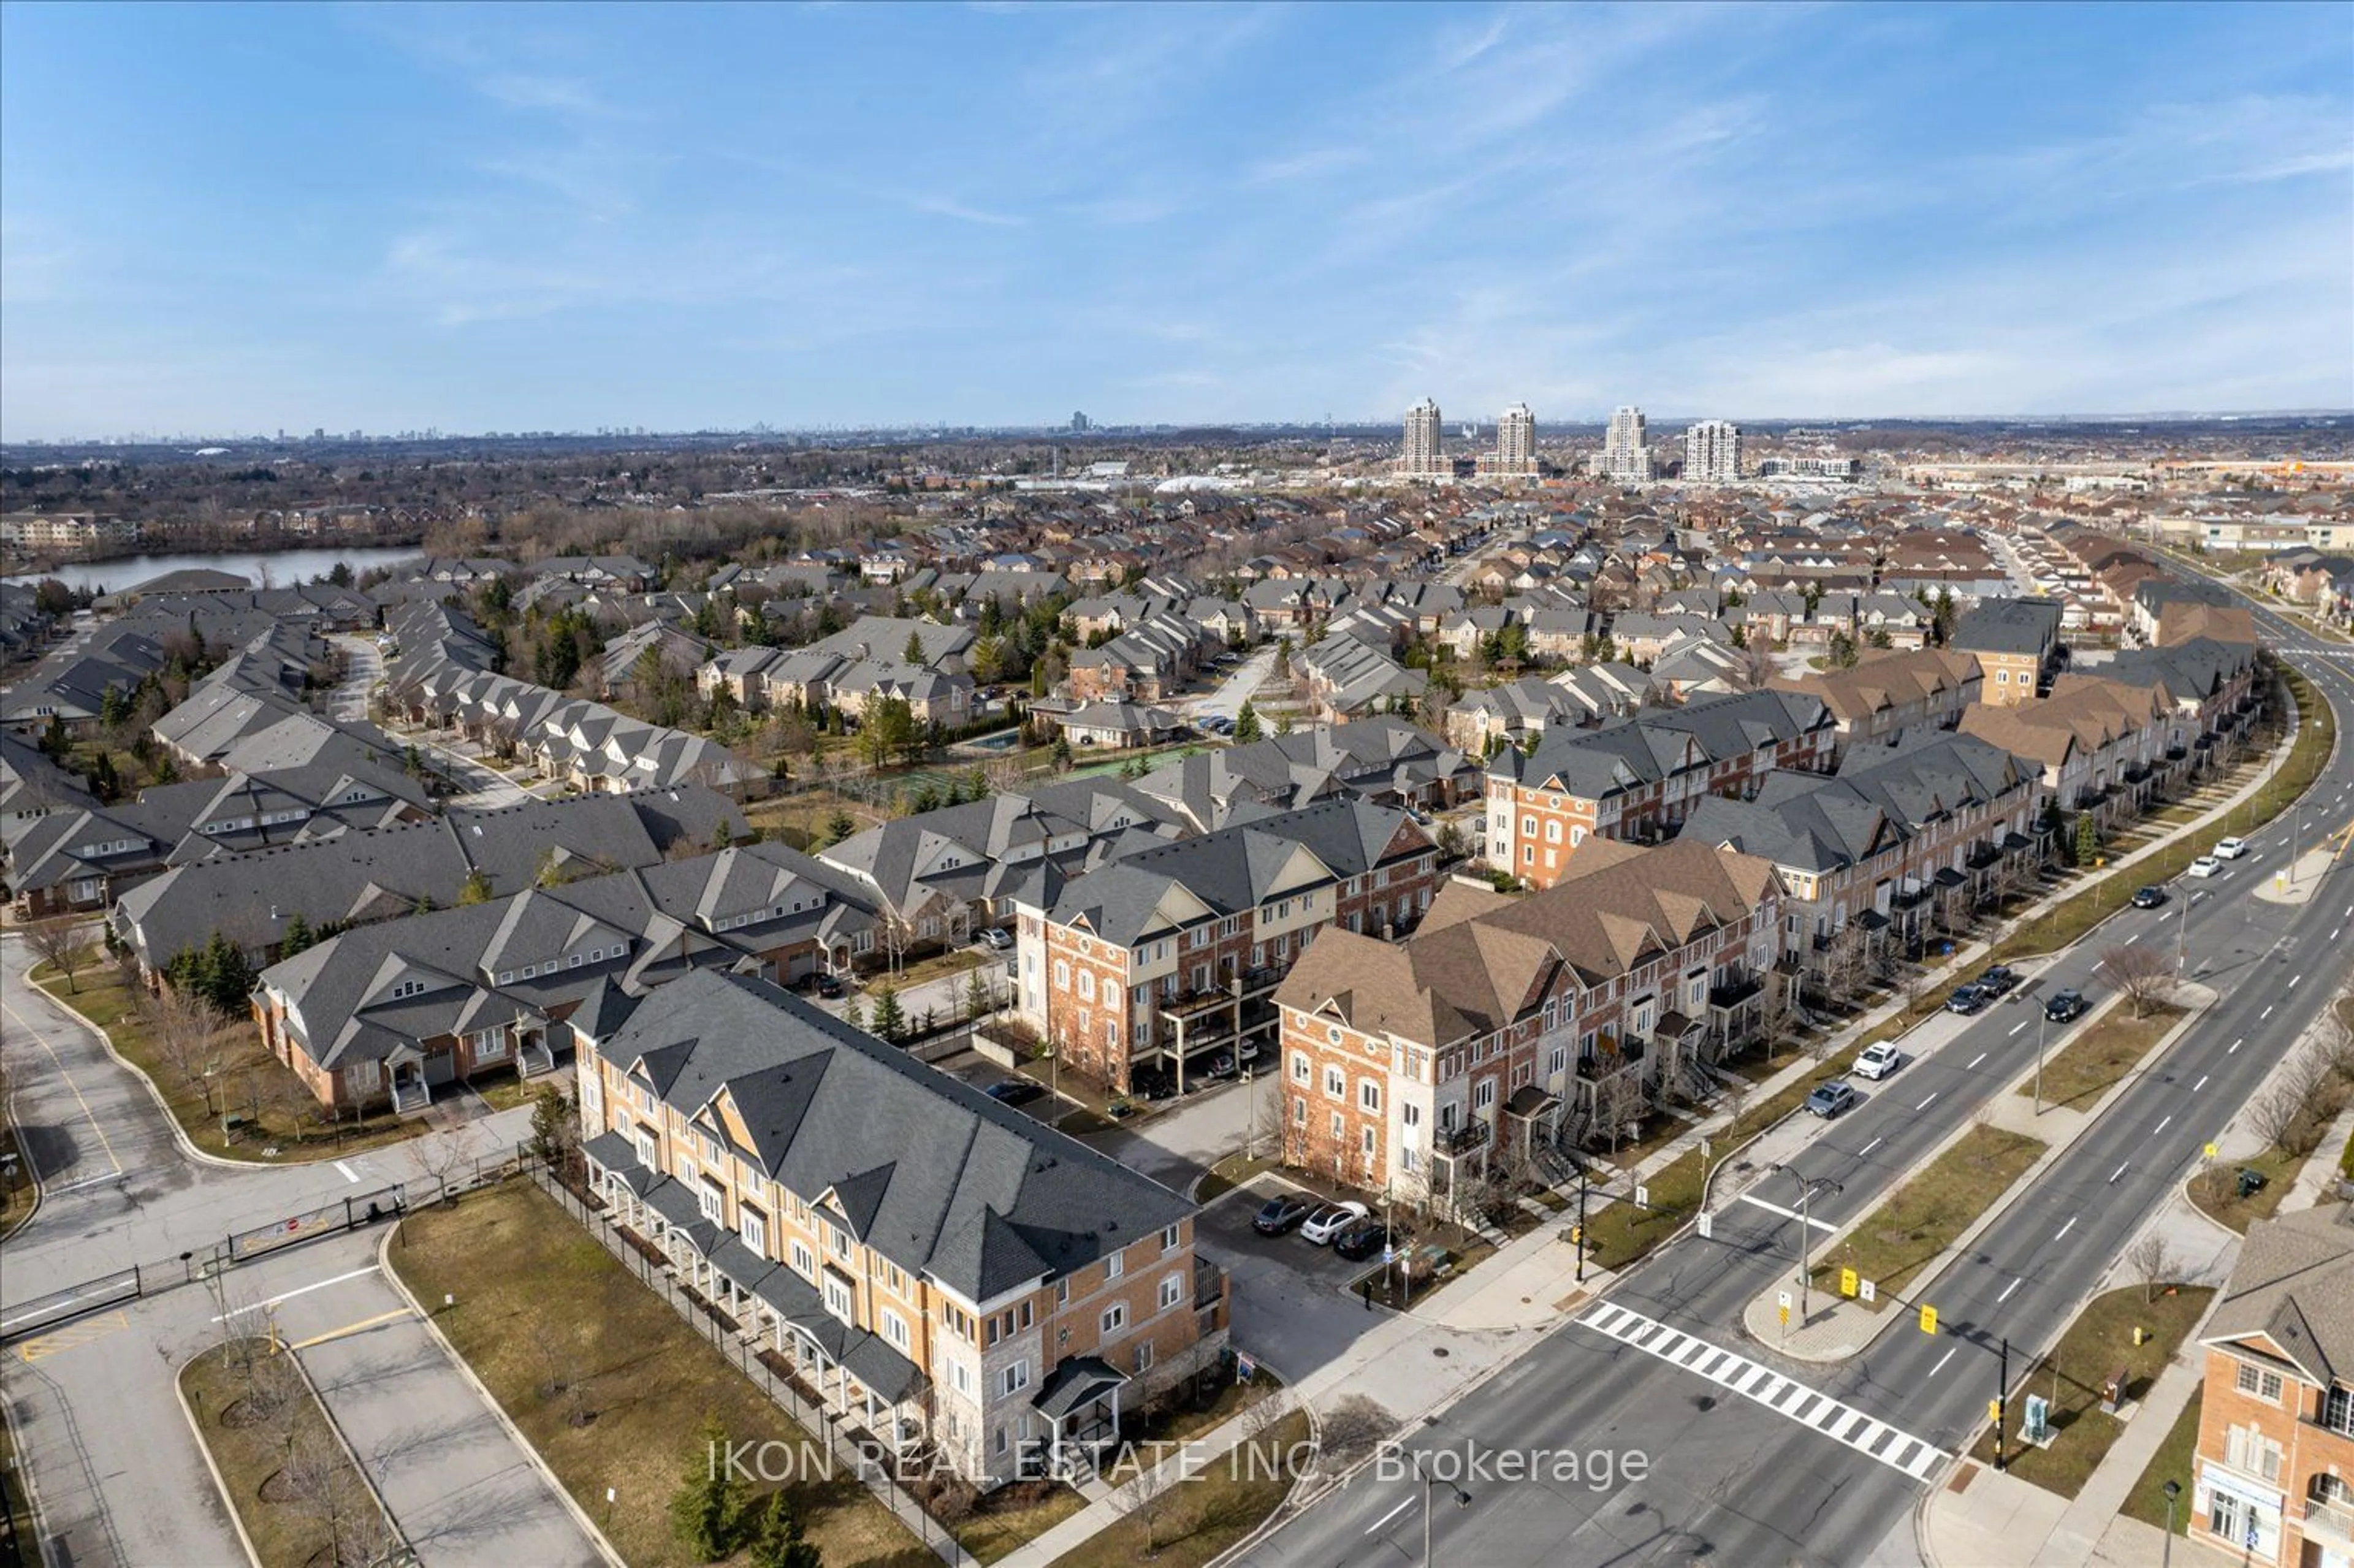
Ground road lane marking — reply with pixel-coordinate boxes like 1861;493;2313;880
210;1266;380;1322
1964;1052;1989;1071
2289;976;2302;989
15;1311;129;1363
333;1160;360;1183
1859;1137;1883;1159
1916;1092;1939;1111
0;992;127;1182
1929;1347;1957;1378
2055;1217;2078;1241
1998;1278;2022;1304
1737;1193;1840;1233
2193;1075;2209;1092
2108;1163;2130;1184
2230;1038;2244;1055
1578;1304;1948;1480
1365;1498;1415;1536
2261;1005;2275;1018
2154;1115;2171;1135
2009;1021;2028;1037
285;1307;413;1352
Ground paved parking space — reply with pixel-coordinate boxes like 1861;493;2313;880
1193;1175;1390;1382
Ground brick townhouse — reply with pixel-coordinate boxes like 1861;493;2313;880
1273;837;1783;1208
1959;675;2175;835
1485;688;1837;888
1769;646;1984;757
1011;798;1441;1094
2187;1206;2354;1567
577;970;1228;1488
1949;596;2064;706
1683;730;2043;977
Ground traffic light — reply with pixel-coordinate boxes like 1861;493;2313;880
1919;1303;1938;1336
1569;1224;1583;1246
1989;1398;2003;1425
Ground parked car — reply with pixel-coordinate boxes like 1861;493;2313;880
1333;1218;1393;1262
2131;885;2168;908
1252;1193;1316;1235
2214;836;2249;859
1855;1043;1903;1081
984;1078;1044;1105
2187;856;2222;878
2044;988;2088;1023
1946;984;1990;1015
977;926;1014;951
1299;1201;1370;1246
1978;964;2021;997
1804;1081;1859;1119
815;973;845;999
1205;1052;1240;1080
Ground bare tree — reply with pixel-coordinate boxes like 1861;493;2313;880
283;1422;392;1568
145;986;226;1110
2247;1049;2337;1158
2127;1232;2177;1303
1316;1396;1393;1474
406;1124;482;1207
2100;943;2176;1019
26;917;99;993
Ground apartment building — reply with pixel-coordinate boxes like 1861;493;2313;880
1959;676;2174;832
1683;421;1742;484
1398;398;1446;478
1769;647;1985;756
1273;837;1782;1205
1950;596;2065;706
1602;406;1652;482
2188;1206;2354;1567
578;970;1226;1487
1485;688;1838;886
1479;404;1537;479
1683;730;2043;970
1011;799;1441;1094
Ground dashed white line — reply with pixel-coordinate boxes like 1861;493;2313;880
2261;1005;2275;1019
2230;1038;2244;1056
1997;1277;2022;1303
1967;1052;1987;1070
1859;1137;1884;1159
2108;1162;2130;1184
210;1266;380;1322
1929;1347;1958;1378
1365;1498;1415;1536
2154;1114;2172;1135
2289;976;2303;989
1916;1092;1939;1111
2009;1021;2028;1037
2055;1216;2078;1241
333;1160;360;1184
2193;1075;2209;1092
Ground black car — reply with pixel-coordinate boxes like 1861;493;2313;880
2044;988;2087;1023
2131;886;2168;909
984;1079;1044;1106
1252;1194;1316;1235
814;973;845;999
1206;1052;1239;1080
1333;1218;1393;1262
1978;964;2021;997
1131;1069;1178;1101
1945;983;1989;1015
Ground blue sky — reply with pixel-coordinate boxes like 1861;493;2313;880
3;2;2348;440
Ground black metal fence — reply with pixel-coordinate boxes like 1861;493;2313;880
529;1168;974;1567
0;1142;531;1345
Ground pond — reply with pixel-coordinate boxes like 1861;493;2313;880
4;545;425;595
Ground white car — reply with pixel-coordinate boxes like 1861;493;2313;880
2214;837;2249;859
2187;856;2222;878
1298;1201;1369;1246
1855;1042;1903;1080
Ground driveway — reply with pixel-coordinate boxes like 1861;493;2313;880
333;636;533;808
1184;645;1279;725
1192;1173;1391;1385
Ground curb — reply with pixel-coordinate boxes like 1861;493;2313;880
281;1333;407;1557
0;1078;45;1245
1748;988;2214;1363
374;1220;630;1568
173;1349;267;1568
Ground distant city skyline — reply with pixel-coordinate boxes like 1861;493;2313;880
2;2;2348;442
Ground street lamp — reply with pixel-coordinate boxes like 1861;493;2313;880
1771;1165;1842;1324
2162;1480;2181;1568
1409;1451;1471;1568
2034;1010;2047;1115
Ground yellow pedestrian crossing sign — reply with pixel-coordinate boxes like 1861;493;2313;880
1919;1304;1938;1336
1840;1267;1859;1299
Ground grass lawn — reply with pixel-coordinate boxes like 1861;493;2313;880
1584;1149;1704;1273
32;964;426;1163
389;1180;933;1568
2019;1003;2186;1113
1196;1154;1278;1204
954;1485;1089;1566
2120;1390;2203;1536
181;1339;394;1568
1364;1240;1496;1310
882;947;985;991
2185;1147;2300;1234
1045;1410;1311;1568
1812;1125;2045;1309
1970;1285;2215;1499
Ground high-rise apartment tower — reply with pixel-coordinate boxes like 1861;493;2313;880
1683;419;1742;484
1602;405;1652;481
1398;398;1446;477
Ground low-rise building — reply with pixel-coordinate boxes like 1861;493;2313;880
577;969;1227;1488
1769;647;1984;756
1949;596;2064;706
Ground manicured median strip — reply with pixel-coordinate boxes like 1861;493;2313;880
1969;1284;2215;1499
1811;1125;2046;1310
387;1178;933;1568
180;1338;396;1568
1045;1410;1311;1568
2016;1002;2185;1113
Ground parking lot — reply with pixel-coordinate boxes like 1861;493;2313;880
1192;1173;1399;1382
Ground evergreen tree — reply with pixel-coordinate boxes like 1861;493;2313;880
668;1414;747;1561
280;913;314;957
99;683;131;729
746;1491;821;1568
2073;812;2101;867
870;985;907;1043
964;967;992;1024
1233;702;1263;744
826;811;856;845
904;630;927;666
457;869;495;905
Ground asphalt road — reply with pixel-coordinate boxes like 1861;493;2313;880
1241;604;2354;1568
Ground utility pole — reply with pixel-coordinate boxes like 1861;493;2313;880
2034;1011;2047;1115
1574;1162;1589;1284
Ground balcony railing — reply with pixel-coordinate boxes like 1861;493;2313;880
2301;1497;2354;1551
1434;1120;1491;1157
1707;974;1764;1011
